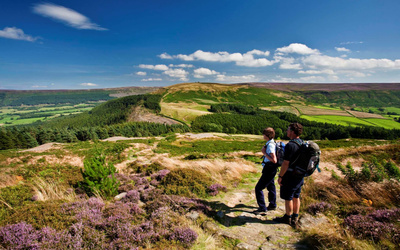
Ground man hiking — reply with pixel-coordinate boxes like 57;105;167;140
274;123;304;227
253;127;278;215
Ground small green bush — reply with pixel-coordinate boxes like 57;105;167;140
160;169;213;198
127;162;164;175
1;201;73;230
79;153;120;199
0;184;32;208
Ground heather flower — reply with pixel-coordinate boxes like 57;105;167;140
207;183;227;196
307;202;333;215
151;169;170;181
122;190;140;203
169;227;198;247
0;222;39;249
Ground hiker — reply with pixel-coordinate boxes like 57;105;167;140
253;127;278;214
274;123;304;227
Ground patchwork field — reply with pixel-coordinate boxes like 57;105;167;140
160;102;212;123
293;104;350;116
0;104;97;126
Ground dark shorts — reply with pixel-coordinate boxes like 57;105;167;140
280;173;304;201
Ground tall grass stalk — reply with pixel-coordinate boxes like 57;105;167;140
31;177;76;202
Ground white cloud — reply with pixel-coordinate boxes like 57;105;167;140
162;49;274;67
80;83;98;86
276;57;302;70
298;69;335;75
335;47;350;52
193;67;219;78
276;43;320;55
299;76;326;82
138;64;169;71
0;27;39;42
136;71;147;76
340;41;364;45
141;78;163;82
33;3;107;30
169;64;194;68
159;53;173;59
216;74;257;82
32;85;48;88
163;68;189;81
303;54;400;70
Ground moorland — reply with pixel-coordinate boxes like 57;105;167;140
0;82;400;249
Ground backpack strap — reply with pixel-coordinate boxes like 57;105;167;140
288;139;304;169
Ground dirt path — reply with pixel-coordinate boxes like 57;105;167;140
206;171;308;249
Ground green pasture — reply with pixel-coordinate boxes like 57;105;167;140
301;115;375;127
0;104;94;126
364;118;400;129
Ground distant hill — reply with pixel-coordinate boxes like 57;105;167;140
0;86;160;106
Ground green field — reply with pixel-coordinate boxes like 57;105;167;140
365;118;400;129
0;104;96;126
301;115;375;127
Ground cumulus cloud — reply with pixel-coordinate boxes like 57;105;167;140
136;71;147;76
33;3;107;30
141;78;162;82
0;27;39;42
193;67;219;78
276;43;320;55
340;41;364;45
159;53;173;59
335;47;350;52
163;68;189;81
169;64;194;68
80;83;98;86
138;64;169;71
216;74;258;82
160;49;274;67
298;69;335;75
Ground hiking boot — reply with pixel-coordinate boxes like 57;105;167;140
252;208;267;215
267;205;277;211
291;216;299;229
273;214;291;225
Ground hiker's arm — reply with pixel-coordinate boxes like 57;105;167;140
278;160;290;185
264;152;277;164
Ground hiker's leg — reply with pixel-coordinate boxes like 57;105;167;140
265;167;277;208
255;173;269;210
293;197;300;214
285;200;293;216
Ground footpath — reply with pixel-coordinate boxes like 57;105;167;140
205;172;310;250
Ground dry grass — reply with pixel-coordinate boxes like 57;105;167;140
31;177;76;202
164;82;243;94
0;174;23;188
292;104;350;116
347;110;384;119
303;216;375;250
160;102;212;122
144;155;257;185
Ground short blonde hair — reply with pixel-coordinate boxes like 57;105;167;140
262;127;275;139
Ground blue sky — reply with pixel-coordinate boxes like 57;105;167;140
1;0;400;90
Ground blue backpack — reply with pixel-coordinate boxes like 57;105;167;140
262;141;285;167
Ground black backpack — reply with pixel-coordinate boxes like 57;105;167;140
290;140;321;177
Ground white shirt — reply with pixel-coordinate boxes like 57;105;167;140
262;139;276;165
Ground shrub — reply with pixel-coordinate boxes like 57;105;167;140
207;183;227;196
344;208;400;243
307;202;333;215
160;169;213;198
79;153;120;199
127;162;164;175
4;201;73;230
0;184;32;208
169;227;198;247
